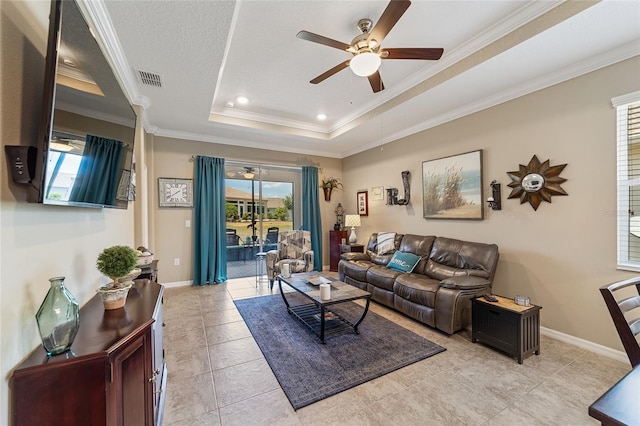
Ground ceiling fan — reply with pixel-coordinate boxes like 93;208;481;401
226;166;268;180
297;0;443;93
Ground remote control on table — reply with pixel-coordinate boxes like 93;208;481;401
484;294;498;302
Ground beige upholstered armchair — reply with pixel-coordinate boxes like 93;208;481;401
266;230;314;288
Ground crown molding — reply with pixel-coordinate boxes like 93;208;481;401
341;47;640;158
76;0;142;111
149;126;342;159
210;109;329;135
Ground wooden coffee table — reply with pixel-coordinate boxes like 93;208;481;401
277;272;371;343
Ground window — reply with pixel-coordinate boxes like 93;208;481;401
224;164;301;247
615;91;640;270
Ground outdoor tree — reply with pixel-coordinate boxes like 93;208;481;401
226;203;238;220
283;194;293;211
274;207;288;221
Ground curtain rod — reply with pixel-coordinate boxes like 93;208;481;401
189;156;307;172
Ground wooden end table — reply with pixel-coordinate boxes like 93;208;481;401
472;295;542;364
340;244;364;253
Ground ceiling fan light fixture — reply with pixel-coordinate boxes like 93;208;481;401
243;172;255;179
349;52;381;77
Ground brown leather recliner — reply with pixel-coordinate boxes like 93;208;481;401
338;233;499;334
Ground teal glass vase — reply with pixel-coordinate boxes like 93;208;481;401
35;276;80;356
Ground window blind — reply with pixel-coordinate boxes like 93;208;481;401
616;93;640;270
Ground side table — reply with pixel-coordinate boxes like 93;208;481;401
340;244;364;254
472;295;541;364
255;252;267;288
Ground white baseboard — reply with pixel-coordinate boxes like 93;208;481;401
541;326;630;365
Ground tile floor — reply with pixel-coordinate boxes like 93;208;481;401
161;276;630;425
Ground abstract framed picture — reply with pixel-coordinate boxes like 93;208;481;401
357;191;368;216
422;150;483;220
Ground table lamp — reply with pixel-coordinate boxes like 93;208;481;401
344;214;361;244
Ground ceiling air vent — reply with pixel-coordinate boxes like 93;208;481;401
136;69;162;88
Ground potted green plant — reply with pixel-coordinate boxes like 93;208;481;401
320;177;343;201
96;245;139;310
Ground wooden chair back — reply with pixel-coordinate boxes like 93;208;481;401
600;277;640;367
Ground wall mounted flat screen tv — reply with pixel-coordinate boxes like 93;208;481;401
35;0;136;208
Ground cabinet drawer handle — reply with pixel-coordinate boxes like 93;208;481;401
489;310;501;315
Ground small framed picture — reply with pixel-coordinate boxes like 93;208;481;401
370;186;384;201
158;177;194;208
116;170;131;201
357;191;368;216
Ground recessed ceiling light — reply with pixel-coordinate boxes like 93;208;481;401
236;96;249;105
317;114;327;121
225;101;234;108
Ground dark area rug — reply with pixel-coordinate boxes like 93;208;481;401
234;293;446;410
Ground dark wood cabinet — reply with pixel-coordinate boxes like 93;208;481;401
472;295;541;364
11;279;165;426
330;230;348;271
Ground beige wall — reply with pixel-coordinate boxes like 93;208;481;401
342;56;640;351
150;136;343;283
0;2;136;423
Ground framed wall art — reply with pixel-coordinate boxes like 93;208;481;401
158;177;194;208
357;190;368;216
422;150;483;220
116;170;136;201
370;186;384;201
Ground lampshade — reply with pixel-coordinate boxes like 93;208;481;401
349;52;381;77
344;214;361;228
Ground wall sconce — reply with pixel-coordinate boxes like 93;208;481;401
487;180;501;210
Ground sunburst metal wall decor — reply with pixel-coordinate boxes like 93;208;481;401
507;155;567;211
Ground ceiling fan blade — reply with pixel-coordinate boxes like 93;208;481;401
380;48;444;60
368;0;411;46
310;60;350;84
368;71;385;93
297;30;351;51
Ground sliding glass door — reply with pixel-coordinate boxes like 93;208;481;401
224;163;301;277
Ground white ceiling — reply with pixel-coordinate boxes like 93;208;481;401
80;0;640;158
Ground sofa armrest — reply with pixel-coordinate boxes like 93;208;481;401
439;276;490;290
341;252;370;261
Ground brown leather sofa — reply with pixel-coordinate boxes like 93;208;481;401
338;233;499;334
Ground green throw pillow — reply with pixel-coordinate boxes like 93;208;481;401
387;251;421;273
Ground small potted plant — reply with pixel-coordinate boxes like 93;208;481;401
96;245;139;310
320;177;343;201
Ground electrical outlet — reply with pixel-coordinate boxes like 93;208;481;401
174;258;180;266
185;219;191;228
